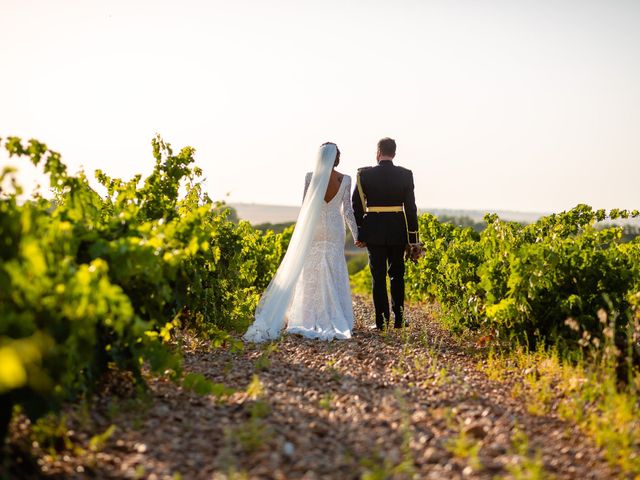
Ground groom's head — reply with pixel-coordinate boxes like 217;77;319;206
376;137;396;162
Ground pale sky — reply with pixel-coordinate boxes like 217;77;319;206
1;0;639;213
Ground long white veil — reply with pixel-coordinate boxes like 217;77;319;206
243;143;337;342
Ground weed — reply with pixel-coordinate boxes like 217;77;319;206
246;374;264;399
523;370;552;416
325;358;342;381
134;465;146;479
88;424;116;452
253;353;271;371
183;373;235;397
446;430;481;470
478;343;640;476
319;393;335;411
226;404;272;453
395;390;417;478
444;414;482;471
254;342;278;371
413;354;429;372
484;349;507;382
359;391;416;479
416;331;431;349
224;467;250;480
506;426;550;480
249;400;271;419
106;387;153;421
30;414;74;456
434;367;449;386
391;361;408;378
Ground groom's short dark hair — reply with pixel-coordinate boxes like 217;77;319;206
377;137;396;157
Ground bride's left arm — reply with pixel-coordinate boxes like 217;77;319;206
341;177;359;241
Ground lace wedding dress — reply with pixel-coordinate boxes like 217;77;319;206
243;144;358;343
285;173;359;340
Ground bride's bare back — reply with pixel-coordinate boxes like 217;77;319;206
324;170;344;203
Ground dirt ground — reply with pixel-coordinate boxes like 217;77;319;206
6;296;619;479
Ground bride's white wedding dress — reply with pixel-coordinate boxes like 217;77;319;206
243;144;359;343
286;173;358;339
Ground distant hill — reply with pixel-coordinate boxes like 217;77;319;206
230;202;548;225
231;203;639;242
424;208;546;225
231;203;301;225
231;202;639;227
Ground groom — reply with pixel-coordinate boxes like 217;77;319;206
352;137;419;330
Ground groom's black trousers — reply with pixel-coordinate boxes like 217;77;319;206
367;244;405;329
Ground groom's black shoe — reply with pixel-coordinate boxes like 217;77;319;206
394;318;409;329
374;317;389;331
369;323;388;331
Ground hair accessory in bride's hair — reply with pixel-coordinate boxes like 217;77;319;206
321;141;340;166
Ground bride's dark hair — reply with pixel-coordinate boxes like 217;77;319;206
321;142;341;167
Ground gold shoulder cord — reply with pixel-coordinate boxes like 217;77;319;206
356;171;367;210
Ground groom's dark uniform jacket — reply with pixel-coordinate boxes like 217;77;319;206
352;161;419;245
352;160;419;329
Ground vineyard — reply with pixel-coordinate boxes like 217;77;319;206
352;206;640;351
413;208;639;339
0;136;292;446
2;136;640;478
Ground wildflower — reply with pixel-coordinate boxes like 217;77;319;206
597;308;608;324
564;318;579;332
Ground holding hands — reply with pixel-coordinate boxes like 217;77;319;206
405;242;425;263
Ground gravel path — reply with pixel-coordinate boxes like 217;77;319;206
8;296;619;479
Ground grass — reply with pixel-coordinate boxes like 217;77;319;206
360;389;416;480
325;358;342;381
391;360;409;378
225;380;272;454
505;426;551;480
105;387;153;422
245;374;264;400
253;352;271;371
226;417;272;454
443;411;482;472
319;393;335;411
88;425;117;452
29;414;76;457
482;349;508;382
254;341;279;371
445;429;482;471
479;344;640;476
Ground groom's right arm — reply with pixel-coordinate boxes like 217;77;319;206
352;170;365;241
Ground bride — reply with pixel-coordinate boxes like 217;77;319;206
244;143;359;342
